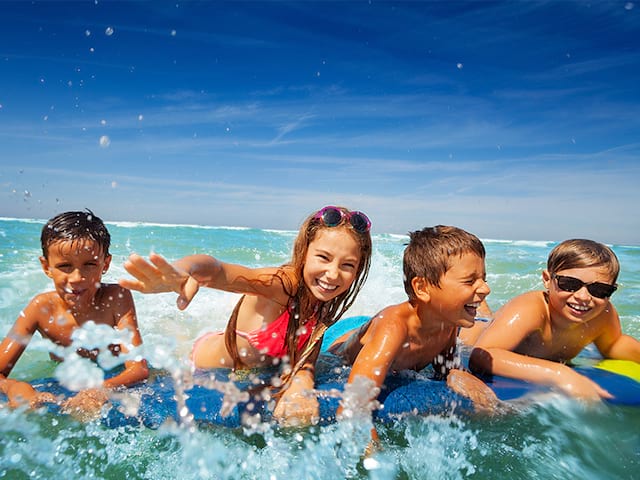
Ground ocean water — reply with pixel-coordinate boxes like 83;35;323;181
1;217;639;479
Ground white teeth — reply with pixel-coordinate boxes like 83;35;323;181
570;303;590;311
466;302;480;308
317;280;338;291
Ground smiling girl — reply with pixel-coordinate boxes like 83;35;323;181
120;206;372;425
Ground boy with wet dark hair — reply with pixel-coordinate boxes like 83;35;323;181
0;210;148;418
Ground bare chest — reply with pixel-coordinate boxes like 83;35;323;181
518;322;599;362
391;331;454;371
38;308;116;348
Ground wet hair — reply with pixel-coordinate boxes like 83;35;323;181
41;210;111;259
547;239;619;282
224;206;372;370
403;225;485;299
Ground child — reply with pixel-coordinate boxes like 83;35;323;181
0;210;149;417
328;225;499;426
119;205;372;425
469;238;640;401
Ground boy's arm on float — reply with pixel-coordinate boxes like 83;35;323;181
342;316;406;404
470;294;610;400
594;305;640;362
103;287;148;388
0;296;57;407
470;292;545;376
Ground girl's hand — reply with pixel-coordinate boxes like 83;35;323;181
273;379;319;427
120;253;200;310
61;388;109;422
30;391;58;409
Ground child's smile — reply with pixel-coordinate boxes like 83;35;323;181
40;239;110;313
431;252;490;328
303;228;361;302
545;266;614;325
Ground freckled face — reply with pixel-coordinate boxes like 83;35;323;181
40;239;111;312
543;266;614;324
303;227;362;303
429;253;490;328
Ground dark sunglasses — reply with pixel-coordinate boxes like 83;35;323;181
552;273;617;299
313;206;371;234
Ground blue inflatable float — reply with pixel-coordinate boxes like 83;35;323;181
7;316;640;429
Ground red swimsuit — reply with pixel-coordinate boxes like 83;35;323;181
192;306;317;361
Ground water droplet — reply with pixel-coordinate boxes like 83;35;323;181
99;135;110;148
105;26;114;36
457;63;463;69
363;457;381;470
85;29;91;36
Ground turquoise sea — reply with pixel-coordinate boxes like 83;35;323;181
1;217;639;479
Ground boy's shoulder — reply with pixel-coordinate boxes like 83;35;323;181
26;290;60;309
493;290;549;327
19;291;64;326
377;301;415;323
506;290;547;310
365;302;416;337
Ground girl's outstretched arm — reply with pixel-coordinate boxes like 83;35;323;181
120;253;292;309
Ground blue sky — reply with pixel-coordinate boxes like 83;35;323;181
1;1;639;245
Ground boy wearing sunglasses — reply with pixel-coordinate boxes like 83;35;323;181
469;239;640;401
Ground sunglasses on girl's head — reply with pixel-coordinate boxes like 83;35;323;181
313;206;371;234
552;273;617;299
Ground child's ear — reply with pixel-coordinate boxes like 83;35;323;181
542;270;552;290
102;254;112;274
39;256;53;278
411;277;431;302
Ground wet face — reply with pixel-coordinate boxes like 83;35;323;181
302;227;362;303
40;239;111;312
543;266;614;325
428;252;490;328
